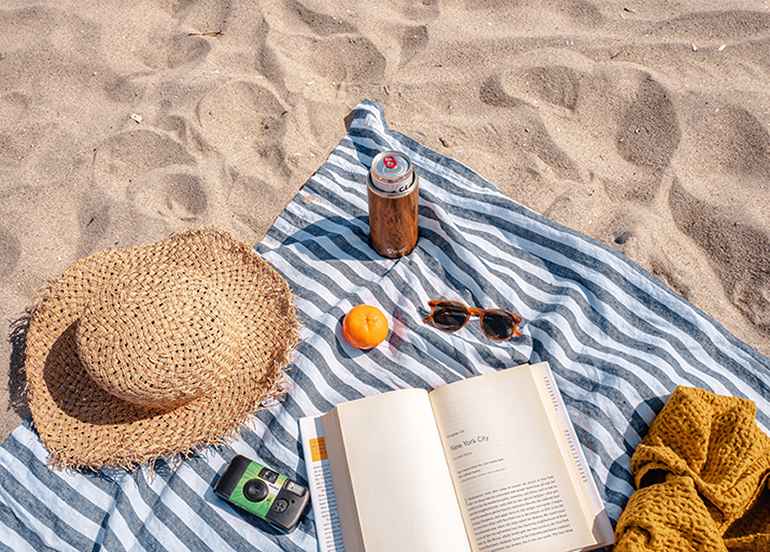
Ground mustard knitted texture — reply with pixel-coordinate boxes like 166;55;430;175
614;386;770;551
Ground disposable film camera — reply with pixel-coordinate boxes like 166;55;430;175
214;455;310;532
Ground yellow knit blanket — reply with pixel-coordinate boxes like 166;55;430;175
615;387;770;551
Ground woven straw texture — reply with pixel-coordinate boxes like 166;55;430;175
615;386;770;551
24;228;298;470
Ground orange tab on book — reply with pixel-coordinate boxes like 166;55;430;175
309;437;328;462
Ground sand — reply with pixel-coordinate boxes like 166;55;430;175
2;0;770;438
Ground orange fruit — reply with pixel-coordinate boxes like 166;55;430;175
342;304;389;349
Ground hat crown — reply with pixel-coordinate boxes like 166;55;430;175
76;265;241;409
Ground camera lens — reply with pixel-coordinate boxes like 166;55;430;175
243;479;268;502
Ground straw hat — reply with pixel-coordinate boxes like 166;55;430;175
24;229;298;469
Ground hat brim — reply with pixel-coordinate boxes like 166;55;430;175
25;229;298;469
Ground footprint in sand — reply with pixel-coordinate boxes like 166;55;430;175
144;0;234;69
139;27;212;69
196;81;288;182
138;32;210;69
0;226;20;280
82;120;204;251
93;128;195;189
479;60;586;183
497;53;680;173
608;70;679;202
254;2;390;95
669;180;770;336
615;75;680;170
484;49;681;203
167;35;211;68
400;25;429;66
667;93;770;334
291;34;386;84
262;1;386;86
679;101;770;181
91;126;201;235
164;173;208;221
228;171;289;237
502;64;581;111
157;114;212;157
479;74;527;108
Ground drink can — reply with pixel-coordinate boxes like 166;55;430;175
367;151;420;258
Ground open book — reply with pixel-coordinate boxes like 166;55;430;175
299;362;614;552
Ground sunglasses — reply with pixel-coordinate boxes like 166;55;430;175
423;300;523;340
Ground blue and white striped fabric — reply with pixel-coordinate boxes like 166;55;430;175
1;100;769;551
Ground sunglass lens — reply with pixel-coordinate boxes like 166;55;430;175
431;305;469;331
481;312;516;339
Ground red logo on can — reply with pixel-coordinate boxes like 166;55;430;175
383;155;398;169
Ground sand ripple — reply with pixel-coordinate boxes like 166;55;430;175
2;1;770;436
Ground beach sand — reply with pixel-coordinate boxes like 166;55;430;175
2;0;769;437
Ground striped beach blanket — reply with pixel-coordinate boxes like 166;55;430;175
1;100;769;551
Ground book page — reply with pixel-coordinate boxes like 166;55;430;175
430;364;601;552
298;416;345;552
321;388;472;552
529;363;614;549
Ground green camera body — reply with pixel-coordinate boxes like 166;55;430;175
214;455;310;533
